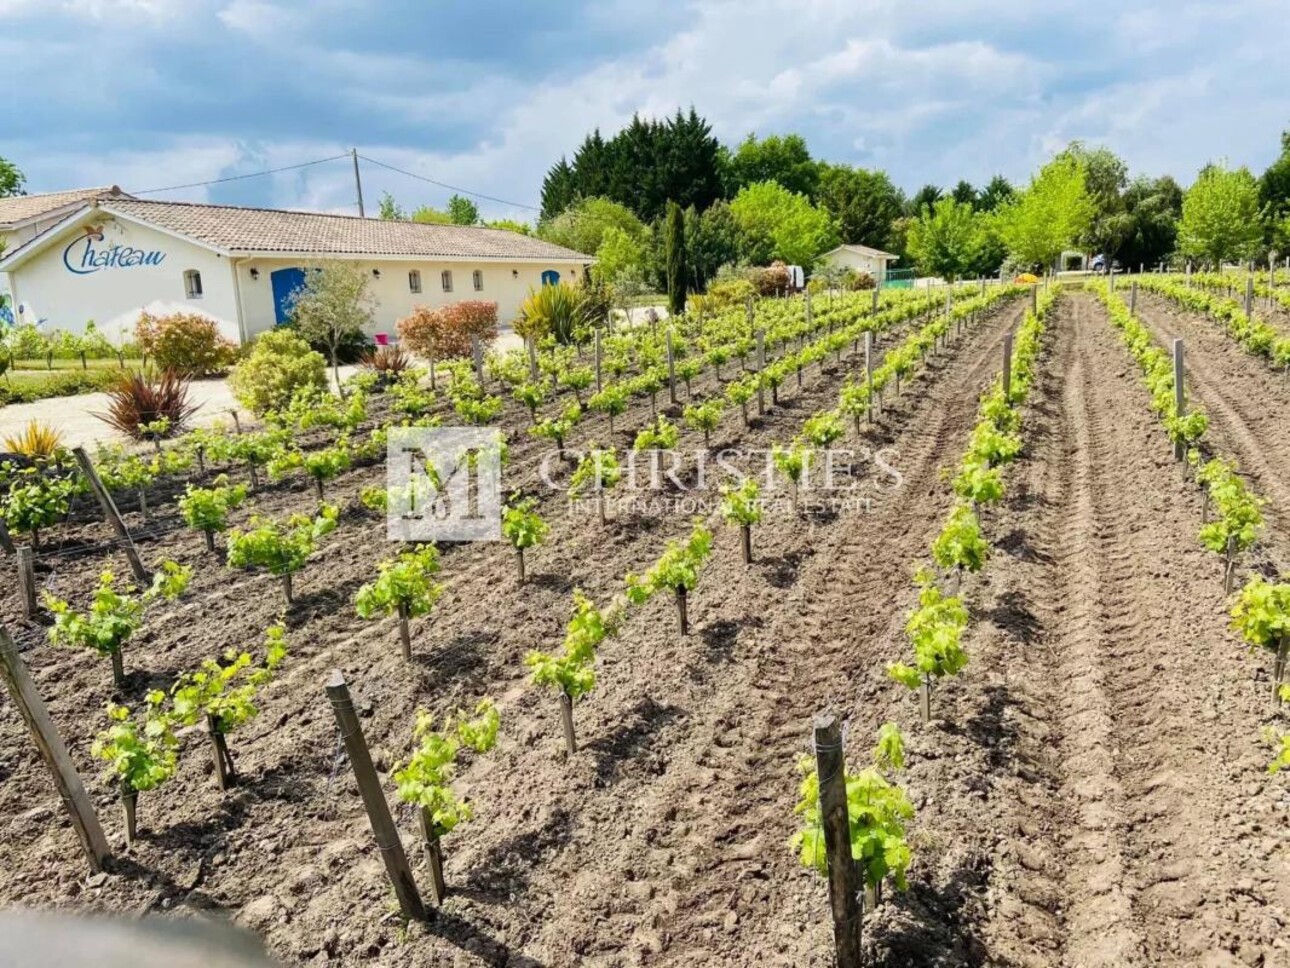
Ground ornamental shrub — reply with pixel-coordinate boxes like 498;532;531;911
135;311;237;376
397;301;499;359
228;329;328;413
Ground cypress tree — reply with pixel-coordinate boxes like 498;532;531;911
665;201;687;317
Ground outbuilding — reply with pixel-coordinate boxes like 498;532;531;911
817;243;900;284
0;197;593;345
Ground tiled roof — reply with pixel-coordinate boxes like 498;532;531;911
99;198;591;262
0;187;128;227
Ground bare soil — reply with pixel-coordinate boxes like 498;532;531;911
3;291;1288;968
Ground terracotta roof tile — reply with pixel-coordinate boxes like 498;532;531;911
100;198;591;262
0;187;127;227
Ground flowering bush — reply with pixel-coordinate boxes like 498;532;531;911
397;301;499;359
135;311;237;376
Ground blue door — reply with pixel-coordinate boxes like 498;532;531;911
271;268;306;325
540;269;560;286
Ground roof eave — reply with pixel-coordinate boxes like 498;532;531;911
231;250;594;264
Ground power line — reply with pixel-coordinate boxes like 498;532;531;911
357;154;540;212
132;154;351;196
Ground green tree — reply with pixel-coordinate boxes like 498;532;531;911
541;109;725;223
950;180;978;208
486;218;532;235
817;164;905;250
411;205;453;225
907;198;982;281
1119;175;1183;270
1178;163;1263;266
1259;130;1290;251
592;225;647;285
289;262;375;395
0;157;24;198
540;158;578;220
686;200;740;292
730;181;838;268
977;175;1015;213
907;184;943;217
378;192;406;220
665;202;687;316
722;133;819;198
447;194;480;225
539;196;648;258
996;155;1094;271
1056;141;1130;255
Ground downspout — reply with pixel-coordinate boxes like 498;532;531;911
230;256;249;345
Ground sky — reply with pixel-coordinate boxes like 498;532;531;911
2;0;1288;224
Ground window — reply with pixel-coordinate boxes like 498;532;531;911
473;269;484;292
184;269;203;299
408;270;422;293
441;270;453;293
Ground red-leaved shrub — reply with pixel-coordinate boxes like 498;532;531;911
747;262;792;297
136;311;237;376
397;301;499;360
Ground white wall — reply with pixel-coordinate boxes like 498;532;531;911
823;249;890;281
233;257;584;340
6;212;589;346
7;215;240;344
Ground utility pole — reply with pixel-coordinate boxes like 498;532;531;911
351;148;366;218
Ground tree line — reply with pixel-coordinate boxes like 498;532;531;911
529;110;1290;293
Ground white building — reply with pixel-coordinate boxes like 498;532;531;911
817;243;899;284
0;196;593;345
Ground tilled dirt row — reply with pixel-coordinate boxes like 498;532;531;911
0;300;1023;965
945;292;1290;967
1131;290;1290;570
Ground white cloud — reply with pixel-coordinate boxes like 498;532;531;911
4;0;1289;220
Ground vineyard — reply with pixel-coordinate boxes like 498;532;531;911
1;276;1288;967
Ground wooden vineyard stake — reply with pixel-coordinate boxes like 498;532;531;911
865;332;875;423
1274;636;1288;705
1030;284;1038;314
72;447;151;586
1002;331;1015;405
206;714;236;790
741;524;753;565
1173;339;1186;462
515;547;526;585
666;330;678;405
559;691;577;757
812;713;862;968
0;517;15;556
756;330;767;416
1224;535;1237;595
229;409;243;434
471;337;485;385
324;670;425;921
428;348;437;391
121;782;138;846
396;601;412;661
1130;280;1138;315
418;808;448;906
527;338;539;382
594;328;603;393
1245;277;1255;319
871;288;879;313
675;586;689;636
0;626;111;873
17;547;38;621
745;294;755;337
